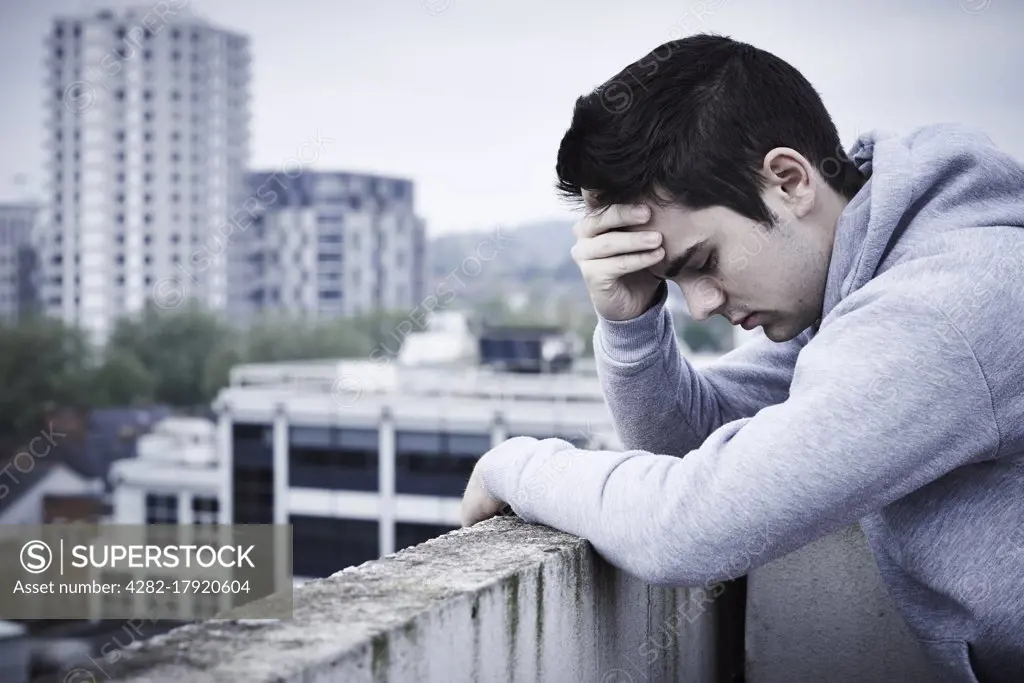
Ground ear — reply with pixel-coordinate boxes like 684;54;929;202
761;148;815;218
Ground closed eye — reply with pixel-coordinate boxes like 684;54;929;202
697;252;718;274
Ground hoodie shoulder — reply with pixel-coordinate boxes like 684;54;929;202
904;122;997;150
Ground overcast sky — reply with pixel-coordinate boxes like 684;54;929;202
1;0;1021;235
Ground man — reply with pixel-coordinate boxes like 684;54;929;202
459;34;1024;681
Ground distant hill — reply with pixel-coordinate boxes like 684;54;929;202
427;219;589;313
429;219;578;283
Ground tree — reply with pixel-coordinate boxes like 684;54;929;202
0;316;92;437
106;301;231;407
89;352;158;407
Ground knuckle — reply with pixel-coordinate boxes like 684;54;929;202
572;242;592;264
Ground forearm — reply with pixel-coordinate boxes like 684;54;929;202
594;285;724;456
477;432;768;586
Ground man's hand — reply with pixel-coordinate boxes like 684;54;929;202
460;465;506;527
571;189;665;321
460;436;540;527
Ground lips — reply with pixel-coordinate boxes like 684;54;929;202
740;313;760;330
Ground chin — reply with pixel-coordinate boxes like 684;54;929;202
762;321;796;343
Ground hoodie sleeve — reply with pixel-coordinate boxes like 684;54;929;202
478;292;1001;586
595;283;811;457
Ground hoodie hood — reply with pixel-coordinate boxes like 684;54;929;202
821;123;1024;322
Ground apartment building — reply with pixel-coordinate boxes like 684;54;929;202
231;171;428;321
40;6;250;343
0;203;39;323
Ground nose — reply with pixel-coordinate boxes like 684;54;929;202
680;276;725;322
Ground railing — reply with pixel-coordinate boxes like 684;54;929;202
47;517;741;682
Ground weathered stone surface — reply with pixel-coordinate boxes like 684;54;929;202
53;516;720;682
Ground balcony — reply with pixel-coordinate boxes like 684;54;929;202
44;518;937;682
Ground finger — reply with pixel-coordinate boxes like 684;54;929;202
580;247;665;281
571;230;662;263
575;203;651;239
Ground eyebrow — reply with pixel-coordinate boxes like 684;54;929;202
658;239;708;280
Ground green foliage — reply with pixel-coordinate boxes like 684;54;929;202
90;352;158;408
106;300;231;407
0;303;422;441
0;315;94;437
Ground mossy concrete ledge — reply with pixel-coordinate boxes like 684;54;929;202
69;517;721;682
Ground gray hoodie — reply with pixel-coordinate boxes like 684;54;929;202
478;123;1024;682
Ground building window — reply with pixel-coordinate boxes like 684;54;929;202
395;522;457;553
394;431;491;497
233;423;273;524
289;427;378;492
290;515;378;578
193;497;220;523
145;493;178;524
233;468;272;524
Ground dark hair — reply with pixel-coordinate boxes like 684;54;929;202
554;34;865;226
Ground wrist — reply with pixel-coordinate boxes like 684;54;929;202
595;283;669;364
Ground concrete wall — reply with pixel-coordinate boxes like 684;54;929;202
746;523;937;682
0;621;29;683
59;517;726;683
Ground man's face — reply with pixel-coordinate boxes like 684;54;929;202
639;191;833;342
